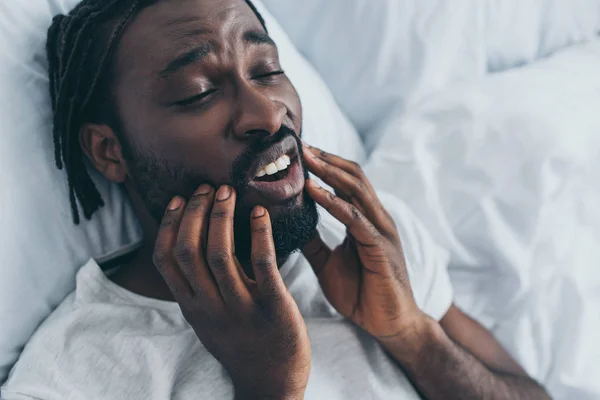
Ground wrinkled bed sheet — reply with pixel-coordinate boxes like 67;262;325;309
363;40;600;400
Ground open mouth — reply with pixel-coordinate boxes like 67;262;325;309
245;135;305;203
253;154;292;183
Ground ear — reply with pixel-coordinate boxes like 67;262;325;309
79;124;129;183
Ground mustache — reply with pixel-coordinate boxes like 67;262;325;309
230;126;302;192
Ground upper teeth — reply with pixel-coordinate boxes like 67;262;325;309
256;155;291;177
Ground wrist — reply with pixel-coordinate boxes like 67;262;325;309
231;358;310;400
234;387;305;400
377;314;446;366
233;373;308;400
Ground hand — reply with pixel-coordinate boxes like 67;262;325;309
153;185;311;400
302;144;426;342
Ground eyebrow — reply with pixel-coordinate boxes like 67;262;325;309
158;30;276;79
242;30;276;47
159;42;213;78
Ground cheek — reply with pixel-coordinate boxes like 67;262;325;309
157;128;238;185
281;80;303;130
123;111;239;185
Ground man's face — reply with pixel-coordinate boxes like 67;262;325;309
106;0;318;266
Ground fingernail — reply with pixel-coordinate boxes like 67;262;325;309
252;206;266;218
194;184;212;196
216;186;232;201
168;197;183;211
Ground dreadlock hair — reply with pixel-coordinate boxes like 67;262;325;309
46;0;268;225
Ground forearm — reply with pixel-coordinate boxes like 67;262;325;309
380;318;551;400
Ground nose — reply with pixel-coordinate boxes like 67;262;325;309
232;83;287;139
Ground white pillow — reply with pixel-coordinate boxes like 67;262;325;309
363;40;600;395
262;0;600;150
0;0;365;383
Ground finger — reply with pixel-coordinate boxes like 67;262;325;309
174;184;219;302
333;188;357;215
303;142;376;199
302;147;395;236
153;197;194;301
206;186;249;304
250;206;287;297
305;180;382;247
302;231;332;277
303;148;367;209
303;141;375;184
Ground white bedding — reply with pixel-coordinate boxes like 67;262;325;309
1;0;598;396
364;40;600;400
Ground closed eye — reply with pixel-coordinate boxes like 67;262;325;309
253;70;285;81
174;89;217;107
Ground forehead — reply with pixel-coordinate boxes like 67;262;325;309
113;0;264;80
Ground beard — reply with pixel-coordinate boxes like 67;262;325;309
122;127;319;274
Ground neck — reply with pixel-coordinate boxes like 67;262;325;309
110;238;177;301
109;181;176;301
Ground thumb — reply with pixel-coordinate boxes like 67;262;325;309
302;232;332;277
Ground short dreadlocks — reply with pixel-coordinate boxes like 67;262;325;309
46;0;267;224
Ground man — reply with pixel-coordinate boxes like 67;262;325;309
1;0;550;399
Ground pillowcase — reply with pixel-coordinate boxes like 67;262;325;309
261;0;600;150
0;0;365;383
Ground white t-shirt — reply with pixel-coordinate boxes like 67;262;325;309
1;192;453;400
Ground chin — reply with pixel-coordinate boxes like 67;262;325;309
234;191;319;276
264;192;304;218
